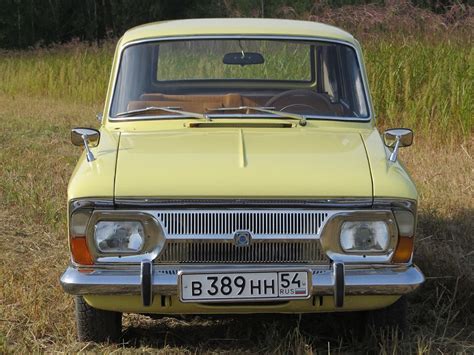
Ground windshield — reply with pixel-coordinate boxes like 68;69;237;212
110;38;369;120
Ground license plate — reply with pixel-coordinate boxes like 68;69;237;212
180;271;310;302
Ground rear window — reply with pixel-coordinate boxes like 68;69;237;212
156;39;313;82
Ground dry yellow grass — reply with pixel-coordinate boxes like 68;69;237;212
0;94;472;353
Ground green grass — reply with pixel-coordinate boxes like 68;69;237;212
0;43;113;105
0;36;472;138
364;39;473;137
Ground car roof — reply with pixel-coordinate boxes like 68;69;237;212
120;18;356;46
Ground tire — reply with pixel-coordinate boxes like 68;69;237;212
75;296;122;343
365;296;408;335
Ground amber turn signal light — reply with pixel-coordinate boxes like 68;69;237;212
70;237;94;265
392;236;414;263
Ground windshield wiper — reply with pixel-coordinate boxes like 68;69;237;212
115;106;210;120
116;105;307;126
207;106;307;126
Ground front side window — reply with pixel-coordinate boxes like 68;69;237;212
110;38;369;120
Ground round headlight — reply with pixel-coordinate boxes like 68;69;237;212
94;221;145;253
340;221;389;253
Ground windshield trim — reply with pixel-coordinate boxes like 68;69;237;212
107;35;373;123
108;113;369;123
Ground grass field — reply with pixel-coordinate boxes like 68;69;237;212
0;15;473;353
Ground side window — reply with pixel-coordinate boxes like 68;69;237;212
111;44;154;115
338;46;368;118
320;46;340;102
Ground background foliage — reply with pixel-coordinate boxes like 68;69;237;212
0;0;472;48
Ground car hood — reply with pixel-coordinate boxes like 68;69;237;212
114;128;373;198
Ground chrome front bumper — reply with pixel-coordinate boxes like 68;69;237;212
60;263;424;307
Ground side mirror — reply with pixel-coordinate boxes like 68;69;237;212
383;128;413;162
71;128;100;162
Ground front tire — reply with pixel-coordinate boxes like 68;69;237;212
75;296;122;343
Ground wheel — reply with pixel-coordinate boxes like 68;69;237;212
365;296;408;335
75;296;122;343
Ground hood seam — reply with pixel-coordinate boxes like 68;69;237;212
113;131;122;205
359;132;374;205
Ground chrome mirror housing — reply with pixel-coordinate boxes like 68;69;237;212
383;128;413;162
71;128;100;162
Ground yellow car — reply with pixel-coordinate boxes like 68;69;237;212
61;18;424;342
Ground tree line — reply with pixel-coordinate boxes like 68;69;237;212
0;0;468;49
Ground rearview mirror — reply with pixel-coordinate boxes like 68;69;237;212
71;128;100;147
383;128;413;148
223;52;264;66
71;128;100;162
383;128;413;162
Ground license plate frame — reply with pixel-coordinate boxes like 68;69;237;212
179;269;312;303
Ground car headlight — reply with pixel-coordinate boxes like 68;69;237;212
94;221;145;253
340;221;389;253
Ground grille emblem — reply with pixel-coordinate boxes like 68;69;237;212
234;231;252;247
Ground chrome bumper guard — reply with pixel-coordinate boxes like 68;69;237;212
60;263;424;307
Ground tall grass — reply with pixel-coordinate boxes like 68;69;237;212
0;42;114;105
365;39;473;137
0;36;471;138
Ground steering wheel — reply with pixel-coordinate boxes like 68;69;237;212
279;104;318;115
265;89;333;115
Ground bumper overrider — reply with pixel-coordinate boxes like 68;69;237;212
60;262;424;308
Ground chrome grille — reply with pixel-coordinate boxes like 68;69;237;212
155;240;328;264
156;211;329;237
